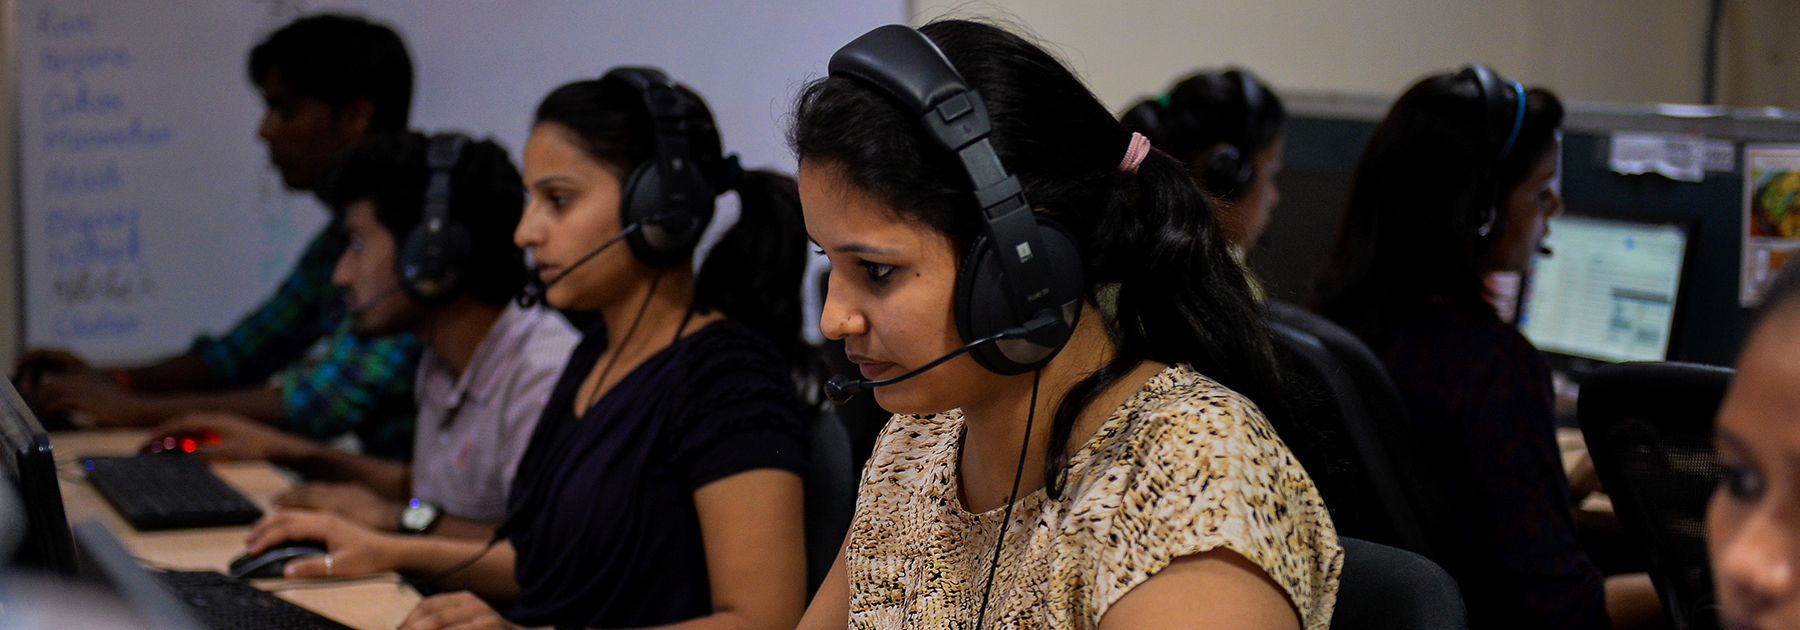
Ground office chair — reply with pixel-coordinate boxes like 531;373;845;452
804;408;857;596
1266;301;1476;578
1579;361;1734;630
1331;537;1469;630
1268;319;1426;553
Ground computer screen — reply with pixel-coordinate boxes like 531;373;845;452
1520;213;1690;364
0;378;76;575
72;520;208;630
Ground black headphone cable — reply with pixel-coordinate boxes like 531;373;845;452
973;369;1041;630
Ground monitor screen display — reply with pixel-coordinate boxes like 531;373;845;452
1520;214;1690;363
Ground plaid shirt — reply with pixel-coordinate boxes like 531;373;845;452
190;222;419;460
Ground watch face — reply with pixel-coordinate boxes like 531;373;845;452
401;503;439;532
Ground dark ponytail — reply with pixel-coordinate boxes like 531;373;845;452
693;168;814;377
534;76;813;378
791;20;1321;498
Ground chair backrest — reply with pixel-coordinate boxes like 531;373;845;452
1579;361;1733;630
1267;318;1427;554
804;409;858;596
1266;301;1478;581
1331;537;1470;630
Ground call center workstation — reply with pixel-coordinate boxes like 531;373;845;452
6;2;1800;630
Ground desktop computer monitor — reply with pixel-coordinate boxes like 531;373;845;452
1519;212;1692;367
71;520;208;630
0;378;76;575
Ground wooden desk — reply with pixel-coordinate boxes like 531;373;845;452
52;430;421;630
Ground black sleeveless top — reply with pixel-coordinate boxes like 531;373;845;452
503;318;808;628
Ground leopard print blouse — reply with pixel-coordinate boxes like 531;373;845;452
844;364;1342;629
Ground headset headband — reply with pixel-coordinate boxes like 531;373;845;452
603;67;704;228
829;25;1059;326
1232;69;1263;146
1464;64;1526;161
422;133;466;233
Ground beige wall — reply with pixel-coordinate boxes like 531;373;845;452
1718;0;1800;109
911;0;1711;113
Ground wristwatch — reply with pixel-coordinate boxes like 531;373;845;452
397;499;443;535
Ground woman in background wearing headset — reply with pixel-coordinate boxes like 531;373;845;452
1122;68;1287;261
245;69;814;630
795;21;1339;629
1313;68;1658;629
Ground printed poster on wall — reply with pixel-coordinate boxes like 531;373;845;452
1742;144;1800;306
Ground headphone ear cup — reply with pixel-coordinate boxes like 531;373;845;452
620;160;715;268
954;217;1083;375
1200;144;1251;200
620;161;668;266
398;219;471;303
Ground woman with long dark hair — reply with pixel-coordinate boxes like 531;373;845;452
1312;67;1610;628
794;21;1339;629
244;69;814;630
1122;68;1287;257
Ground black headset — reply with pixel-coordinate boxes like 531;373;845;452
1461;64;1526;239
396;132;473;303
1120;69;1266;200
604;66;717;267
829;25;1084;375
1198;69;1265;200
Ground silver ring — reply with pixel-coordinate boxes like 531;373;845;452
323;554;334;578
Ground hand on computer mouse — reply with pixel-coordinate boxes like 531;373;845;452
245;509;400;579
12;349;94;389
227;540;328;579
150;412;321;462
32;371;154;427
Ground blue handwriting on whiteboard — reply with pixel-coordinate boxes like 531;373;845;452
43;117;173;151
39;46;130;78
52;264;153;306
44;160;122;195
50;309;140;340
42;84;125;121
44;205;140;267
35;8;96;38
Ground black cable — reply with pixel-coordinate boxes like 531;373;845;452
1702;0;1725;105
405;537;500;592
415;268;668;592
579;268;664;414
973;369;1041;630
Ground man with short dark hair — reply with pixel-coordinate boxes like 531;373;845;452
16;14;424;459
154;132;575;538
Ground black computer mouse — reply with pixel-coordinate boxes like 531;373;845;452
227;541;328;579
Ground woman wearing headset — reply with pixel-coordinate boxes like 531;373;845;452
1312;68;1643;629
244;69;814;630
1122;68;1287;259
795;21;1339;629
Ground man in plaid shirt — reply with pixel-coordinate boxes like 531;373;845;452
16;15;421;459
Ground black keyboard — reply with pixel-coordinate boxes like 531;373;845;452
158;570;353;630
81;456;263;530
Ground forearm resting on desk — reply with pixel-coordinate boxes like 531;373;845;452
248;511;520;603
124;352;216;394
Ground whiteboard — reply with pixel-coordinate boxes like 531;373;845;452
17;0;903;363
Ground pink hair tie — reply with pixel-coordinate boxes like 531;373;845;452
1118;132;1151;174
